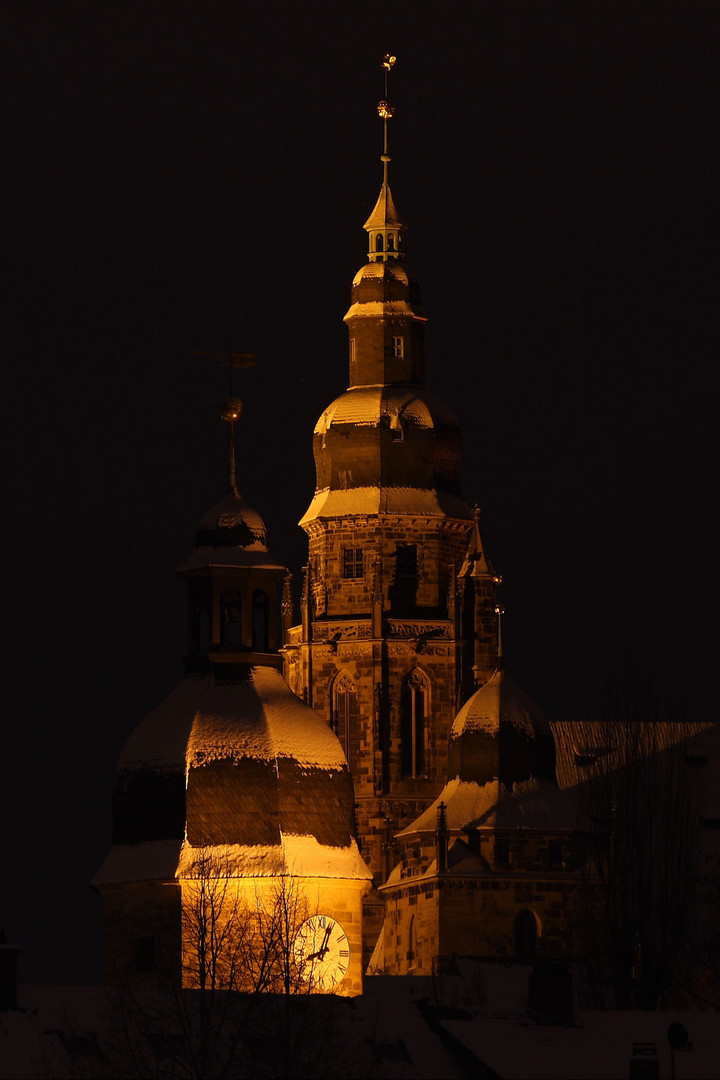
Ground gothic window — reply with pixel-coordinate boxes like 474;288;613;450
391;335;404;359
333;672;358;771
252;589;269;652
343;548;364;579
220;589;243;647
396;543;417;577
401;670;428;778
376;234;384;252
513;910;540;959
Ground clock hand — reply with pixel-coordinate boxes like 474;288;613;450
306;927;332;963
317;926;332;958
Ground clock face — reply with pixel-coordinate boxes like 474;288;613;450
293;915;350;991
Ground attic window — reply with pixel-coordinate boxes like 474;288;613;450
391;335;404;359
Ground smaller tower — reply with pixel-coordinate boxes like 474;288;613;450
458;507;502;697
177;392;287;670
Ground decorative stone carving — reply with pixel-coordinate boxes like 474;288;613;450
313;621;372;642
387;621;452;639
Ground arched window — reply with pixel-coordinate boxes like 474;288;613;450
220;589;243;647
387;232;395;251
513;910;540;959
333;672;358;771
252;589;269;652
401;670;428;778
376;234;383;252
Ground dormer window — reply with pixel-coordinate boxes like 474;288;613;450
392;335;404;359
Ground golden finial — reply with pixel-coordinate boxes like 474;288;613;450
378;54;397;171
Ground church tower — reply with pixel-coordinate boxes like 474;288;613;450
283;60;500;935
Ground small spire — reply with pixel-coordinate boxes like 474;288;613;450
364;54;406;262
459;505;498;580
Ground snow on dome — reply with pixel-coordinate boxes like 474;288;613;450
197;489;267;546
352;262;411;286
177;834;370;882
344;299;421;321
186;667;349;771
447;670;556;789
93;839;183;886
176;489;287;574
397;776;574;838
451;670;549;742
314;385;459;436
300;486;470;524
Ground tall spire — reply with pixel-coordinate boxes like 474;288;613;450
364;54;407;262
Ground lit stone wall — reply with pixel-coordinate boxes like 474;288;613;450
179;875;367;998
381;848;584;975
305;516;469;617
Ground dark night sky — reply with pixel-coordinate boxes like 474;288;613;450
2;3;717;983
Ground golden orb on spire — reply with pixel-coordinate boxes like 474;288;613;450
220;397;243;423
378;101;395;119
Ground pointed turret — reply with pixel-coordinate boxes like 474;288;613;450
458;507;502;695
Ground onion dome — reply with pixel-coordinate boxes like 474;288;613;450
300;384;470;524
94;666;370;885
448;669;555;787
177;488;286;574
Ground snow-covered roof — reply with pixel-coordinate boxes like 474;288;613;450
176;488;285;574
177;835;370;881
120;667;351;774
352;261;412;286
93;839;182;886
344;299;426;321
300;485;470;524
397;776;575;837
186;667;350;770
451;671;550;742
314;385;459;434
363;180;405;231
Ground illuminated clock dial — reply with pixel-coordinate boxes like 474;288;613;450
293;915;350;990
